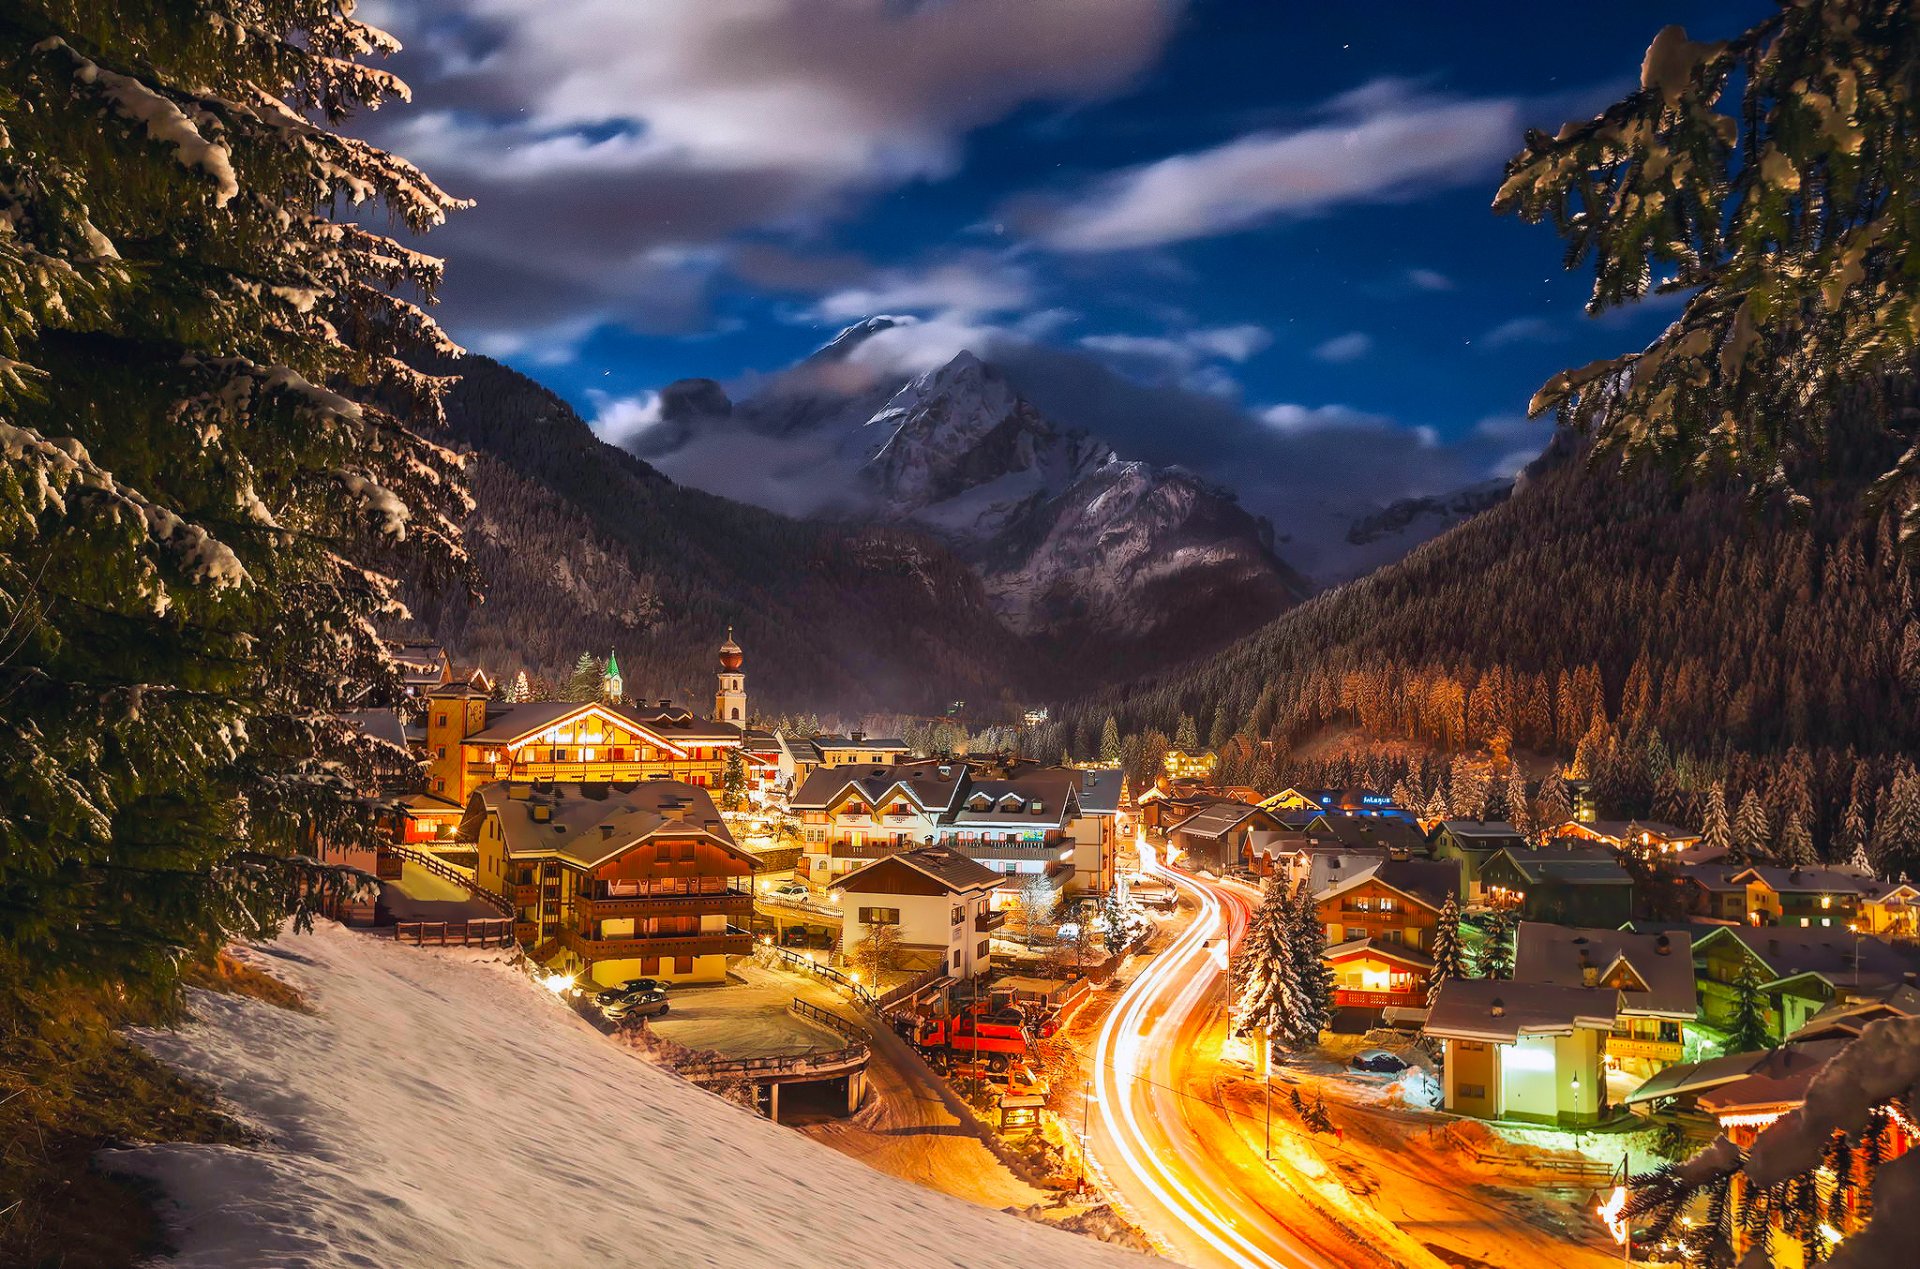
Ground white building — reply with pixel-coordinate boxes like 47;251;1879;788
829;848;1005;980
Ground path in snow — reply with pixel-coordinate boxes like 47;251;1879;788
106;924;1139;1269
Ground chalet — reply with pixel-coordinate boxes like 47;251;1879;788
1693;925;1920;1041
1162;748;1216;780
1303;813;1428;855
1315;859;1456;1015
1513;924;1697;1080
1551;818;1700;854
467;780;755;986
1165;801;1283;874
937;770;1084;899
814;732;911;767
1256;787;1321;813
387;638;451;696
1677;864;1874;928
789;760;966;885
1423;978;1618;1125
1242;829;1312;880
1430;821;1528;901
1479;845;1633;927
1859;879;1920;939
830;848;1003;980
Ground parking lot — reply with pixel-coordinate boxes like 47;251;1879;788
638;959;857;1060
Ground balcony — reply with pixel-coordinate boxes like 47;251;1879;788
830;841;904;860
513;920;538;944
975;910;1007;933
576;891;752;921
1607;1035;1686;1063
557;926;753;961
512;883;540;905
1333;986;1424;1008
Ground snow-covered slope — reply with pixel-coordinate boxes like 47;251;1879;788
643;328;1306;669
107;925;1137;1269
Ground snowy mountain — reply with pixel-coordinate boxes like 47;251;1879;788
642;326;1308;668
1318;478;1516;584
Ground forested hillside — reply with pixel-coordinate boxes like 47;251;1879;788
402;357;1040;715
1048;432;1920;864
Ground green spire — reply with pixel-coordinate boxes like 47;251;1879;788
605;649;621;678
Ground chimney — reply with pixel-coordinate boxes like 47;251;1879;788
531;804;551;823
1655;934;1672;956
1489;997;1506;1017
851;730;866;742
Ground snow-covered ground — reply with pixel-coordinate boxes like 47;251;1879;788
107;924;1140;1268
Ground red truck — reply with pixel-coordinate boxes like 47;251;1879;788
910;1006;1031;1073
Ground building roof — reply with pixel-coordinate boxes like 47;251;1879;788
1314;859;1451;913
1068;766;1124;817
830;847;1002;896
1322;936;1435;971
1694;926;1920;993
1790;983;1920;1042
813;732;910;752
471;781;748;871
788;762;966;816
947;772;1081;828
1695;1041;1850;1118
1305;848;1393;896
1245;829;1311;862
463;699;743;748
1439;820;1527;846
336;708;410;751
1725;865;1879;896
1559;818;1700;844
1423;978;1620;1044
1487;845;1632;887
1624;1039;1851;1107
1306;814;1428;853
1167;800;1271;840
1514;923;1697;1018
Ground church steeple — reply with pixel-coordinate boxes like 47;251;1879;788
715;628;745;724
604;648;623;703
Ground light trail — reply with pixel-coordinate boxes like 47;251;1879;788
1087;840;1330;1269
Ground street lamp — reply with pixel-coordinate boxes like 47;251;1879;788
1080;1081;1099;1195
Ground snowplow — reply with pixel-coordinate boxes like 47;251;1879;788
908;1005;1032;1074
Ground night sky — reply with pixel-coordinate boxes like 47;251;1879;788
363;0;1769;519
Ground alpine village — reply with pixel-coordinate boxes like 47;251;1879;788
7;4;1920;1269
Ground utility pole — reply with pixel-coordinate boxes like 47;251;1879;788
1080;1080;1098;1196
1263;1028;1273;1159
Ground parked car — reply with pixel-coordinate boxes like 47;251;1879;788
1349;1049;1410;1075
767;883;810;902
594;978;671;1007
602;989;669;1022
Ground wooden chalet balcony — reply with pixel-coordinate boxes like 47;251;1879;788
512;883;540;905
556;926;753;961
948;841;1063;859
1607;1035;1685;1064
830;841;904;860
1328;907;1425;931
512;920;538;943
575;891;752;921
975;910;1007;933
1332;986;1424;1008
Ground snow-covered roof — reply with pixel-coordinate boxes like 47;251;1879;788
1514;923;1696;1019
1312;859;1452;912
1166;800;1270;840
1322;936;1435;971
473;781;748;871
1422;978;1619;1044
1624;1039;1851;1107
336;707;409;751
1695;926;1920;992
830;847;1001;896
1487;845;1631;886
1438;820;1525;843
1306;814;1427;853
1068;766;1124;816
788;762;964;815
945;773;1080;828
1695;1041;1851;1118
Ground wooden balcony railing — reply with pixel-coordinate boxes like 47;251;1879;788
557;926;753;962
576;892;752;921
975;910;1007;933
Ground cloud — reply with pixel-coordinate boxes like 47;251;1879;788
1479;315;1561;347
586;389;663;441
1077;322;1271;394
1407;267;1454;291
812;257;1034;322
1258;402;1396;434
1312;331;1373;363
1030;78;1521;251
365;0;1181;351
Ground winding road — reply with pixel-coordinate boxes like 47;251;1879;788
1089;849;1340;1269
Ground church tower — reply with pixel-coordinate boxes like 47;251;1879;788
604;649;623;703
715;628;746;724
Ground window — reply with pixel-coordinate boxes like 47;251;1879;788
859;907;900;925
951;906;964;926
976;941;989;958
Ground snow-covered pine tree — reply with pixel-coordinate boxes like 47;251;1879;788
1778;811;1817;867
1478;910;1516;980
1427;895;1469;1007
1535;764;1573;839
563;652;604;703
1728;960;1775;1054
1497;2;1920;530
1699;781;1733;861
0;0;468;1008
1174;713;1199;752
1732;789;1772;865
1874;763;1920;880
1283;880;1333;1051
1231;876;1298;1041
720;749;746;812
504;670;530;704
1099;715;1122;764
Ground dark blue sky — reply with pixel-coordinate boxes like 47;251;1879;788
370;0;1768;508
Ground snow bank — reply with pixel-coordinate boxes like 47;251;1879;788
108;924;1138;1268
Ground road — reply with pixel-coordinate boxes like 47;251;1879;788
1088;849;1347;1269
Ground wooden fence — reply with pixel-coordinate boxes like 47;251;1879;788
394;918;516;948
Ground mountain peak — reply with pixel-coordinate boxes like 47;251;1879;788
811;314;913;362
